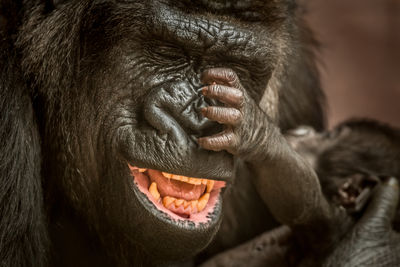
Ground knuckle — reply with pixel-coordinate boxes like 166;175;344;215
233;109;242;122
212;84;222;94
237;88;244;98
225;130;236;144
211;107;220;117
220;107;229;116
224;68;237;81
236;89;245;102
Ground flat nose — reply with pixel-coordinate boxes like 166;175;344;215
171;82;222;137
144;81;222;140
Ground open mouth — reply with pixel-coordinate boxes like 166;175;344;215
129;165;226;223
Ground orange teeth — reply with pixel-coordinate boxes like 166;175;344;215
132;166;218;214
183;200;191;209
162;172;172;179
162;196;175;208
175;199;184;206
162;193;210;212
129;165;147;173
206;180;214;193
191;200;198;211
162;172;194;183
197;193;210;212
149;182;160;201
161;172;212;186
160;194;210;213
188;178;202;185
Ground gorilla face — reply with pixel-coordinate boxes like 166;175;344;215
17;0;292;262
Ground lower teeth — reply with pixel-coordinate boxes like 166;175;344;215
159;193;210;213
148;178;214;214
130;165;216;215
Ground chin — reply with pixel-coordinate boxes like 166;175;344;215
125;164;228;260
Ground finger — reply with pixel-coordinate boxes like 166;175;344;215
198;130;237;153
202;84;244;108
358;177;399;231
201;106;242;126
201;68;244;90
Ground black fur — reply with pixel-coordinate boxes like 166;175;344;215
294;119;400;223
0;4;48;265
200;120;400;267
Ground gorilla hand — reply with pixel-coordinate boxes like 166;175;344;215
198;68;332;227
198;68;273;160
317;177;400;267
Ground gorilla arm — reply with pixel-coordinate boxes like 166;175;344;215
198;68;335;230
198;68;400;266
198;68;357;265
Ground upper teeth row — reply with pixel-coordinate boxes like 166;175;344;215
130;166;212;186
161;172;209;186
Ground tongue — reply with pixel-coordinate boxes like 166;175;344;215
148;170;206;201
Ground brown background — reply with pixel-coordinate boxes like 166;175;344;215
305;0;400;128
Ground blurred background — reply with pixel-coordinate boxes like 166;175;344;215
304;0;400;128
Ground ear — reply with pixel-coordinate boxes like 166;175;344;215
0;9;48;266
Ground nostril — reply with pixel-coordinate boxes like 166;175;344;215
194;89;218;113
145;81;223;139
190;90;223;137
195;87;221;109
195;119;224;138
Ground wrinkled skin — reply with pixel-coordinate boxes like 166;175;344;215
2;0;397;266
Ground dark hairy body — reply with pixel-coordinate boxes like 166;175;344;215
288;119;400;228
202;119;400;266
1;0;398;266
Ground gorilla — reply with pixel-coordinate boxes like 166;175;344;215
1;0;398;266
287;119;400;223
201;119;400;266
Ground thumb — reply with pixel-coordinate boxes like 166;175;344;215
357;177;399;233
